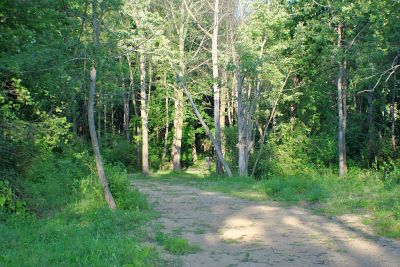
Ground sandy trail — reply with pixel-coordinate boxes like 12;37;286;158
135;180;400;267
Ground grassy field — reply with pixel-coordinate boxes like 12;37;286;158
133;167;400;239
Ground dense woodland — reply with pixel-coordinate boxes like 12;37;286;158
1;0;400;265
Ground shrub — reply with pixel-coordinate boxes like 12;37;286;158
106;163;148;210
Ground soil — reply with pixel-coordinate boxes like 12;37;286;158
135;180;400;267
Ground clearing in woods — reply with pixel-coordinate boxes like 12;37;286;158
135;179;400;267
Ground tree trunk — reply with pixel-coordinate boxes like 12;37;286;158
212;0;223;175
111;96;115;140
123;91;130;143
391;56;398;152
237;73;248;176
220;68;227;156
367;90;374;160
97;88;101;144
103;102;107;139
139;51;149;175
182;84;233;177
127;56;141;168
337;23;348;176
171;82;184;171
147;61;152;113
171;21;186;172
88;0;116;209
162;74;170;168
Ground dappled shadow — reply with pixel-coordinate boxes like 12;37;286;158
135;179;400;267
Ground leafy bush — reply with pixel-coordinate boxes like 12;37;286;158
106;163;148;210
103;137;137;171
252;122;314;177
0;179;26;219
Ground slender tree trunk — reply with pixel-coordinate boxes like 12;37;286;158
171;22;186;172
182;84;232;176
227;76;233;127
147;61;152;113
171;82;184;171
230;72;237;126
127;56;141;168
212;0;223;175
220;68;227;156
237;73;248;176
123;92;130;143
391;57;398;151
139;52;149;175
367;90;374;160
111;96;115;140
162;74;170;168
103;102;107;139
97;88;101;144
337;23;348;176
88;0;116;209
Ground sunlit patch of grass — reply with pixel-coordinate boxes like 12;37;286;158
155;232;201;255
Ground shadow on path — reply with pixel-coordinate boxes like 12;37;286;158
135;180;400;267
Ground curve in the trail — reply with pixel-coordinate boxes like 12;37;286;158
135;180;400;267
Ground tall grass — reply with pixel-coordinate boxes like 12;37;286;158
0;147;162;266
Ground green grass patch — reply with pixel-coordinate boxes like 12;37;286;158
155;232;201;255
0;148;165;266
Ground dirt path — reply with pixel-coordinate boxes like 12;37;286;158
135;180;400;267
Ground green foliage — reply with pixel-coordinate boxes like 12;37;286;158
103;137;138;171
106;164;148;210
0;179;26;219
253;123;315;177
0;144;162;266
155;231;201;255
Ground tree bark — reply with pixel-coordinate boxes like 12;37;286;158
123;91;130;143
367;90;374;160
237;73;248;176
171;81;184;171
162;74;170;168
139;51;149;175
212;0;223;175
88;0;116;209
111;96;115;140
220;68;227;156
171;8;187;172
391;55;398;152
171;23;186;171
337;23;348;176
97;88;101;144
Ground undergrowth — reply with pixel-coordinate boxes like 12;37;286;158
0;146;162;267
